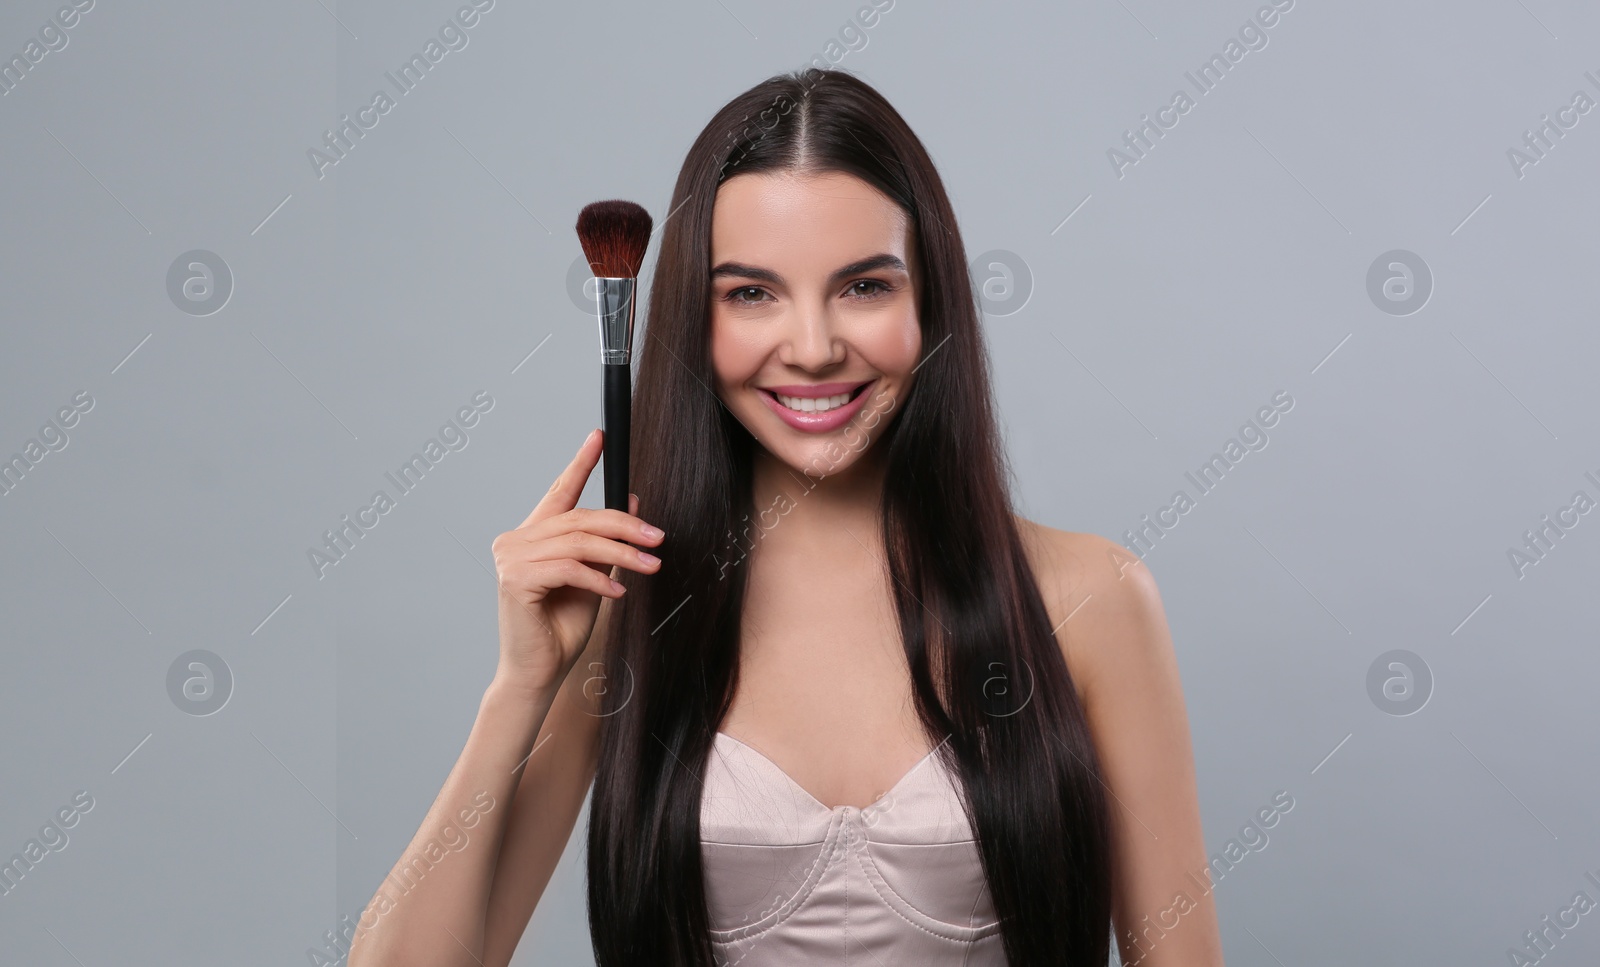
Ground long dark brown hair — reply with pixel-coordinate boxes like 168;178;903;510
586;66;1112;965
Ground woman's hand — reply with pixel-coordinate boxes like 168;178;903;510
489;428;663;695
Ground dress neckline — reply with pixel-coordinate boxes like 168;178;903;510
713;730;952;813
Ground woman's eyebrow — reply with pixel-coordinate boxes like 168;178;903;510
709;253;907;287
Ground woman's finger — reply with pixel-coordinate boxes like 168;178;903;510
520;428;602;529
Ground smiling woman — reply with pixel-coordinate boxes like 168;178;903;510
575;67;1221;967
708;172;921;449
349;66;1222;967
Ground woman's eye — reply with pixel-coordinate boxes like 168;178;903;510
723;281;890;305
727;286;768;305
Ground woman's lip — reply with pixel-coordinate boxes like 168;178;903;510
758;379;877;433
760;379;873;399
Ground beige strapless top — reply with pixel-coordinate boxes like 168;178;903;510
699;731;1005;965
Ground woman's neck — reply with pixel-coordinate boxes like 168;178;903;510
748;442;888;555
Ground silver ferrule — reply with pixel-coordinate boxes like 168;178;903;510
594;277;636;364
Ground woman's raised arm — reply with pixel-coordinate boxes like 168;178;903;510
349;428;661;966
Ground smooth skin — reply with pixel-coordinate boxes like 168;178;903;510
347;430;655;967
349;170;1224;967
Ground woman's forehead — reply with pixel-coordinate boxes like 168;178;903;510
710;171;910;268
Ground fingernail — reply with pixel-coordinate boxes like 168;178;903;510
638;551;660;566
641;524;664;540
611;580;626;594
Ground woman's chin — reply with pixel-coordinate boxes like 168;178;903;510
753;435;883;484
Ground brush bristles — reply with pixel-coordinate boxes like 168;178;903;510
576;200;653;278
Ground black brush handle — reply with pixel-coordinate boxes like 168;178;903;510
602;361;631;512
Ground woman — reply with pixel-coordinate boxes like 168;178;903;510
350;67;1223;967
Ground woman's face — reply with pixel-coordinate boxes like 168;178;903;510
709;170;921;481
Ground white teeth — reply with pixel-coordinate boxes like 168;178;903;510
775;390;853;413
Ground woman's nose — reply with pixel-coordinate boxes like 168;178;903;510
781;301;846;369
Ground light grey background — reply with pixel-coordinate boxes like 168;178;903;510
2;0;1596;964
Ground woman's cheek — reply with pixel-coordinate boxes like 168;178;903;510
710;313;762;363
707;317;748;385
888;308;922;367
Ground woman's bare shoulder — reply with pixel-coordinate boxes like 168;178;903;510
1012;515;1149;601
1011;515;1170;705
1010;523;1218;965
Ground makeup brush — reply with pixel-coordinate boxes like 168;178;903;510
576;200;653;512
